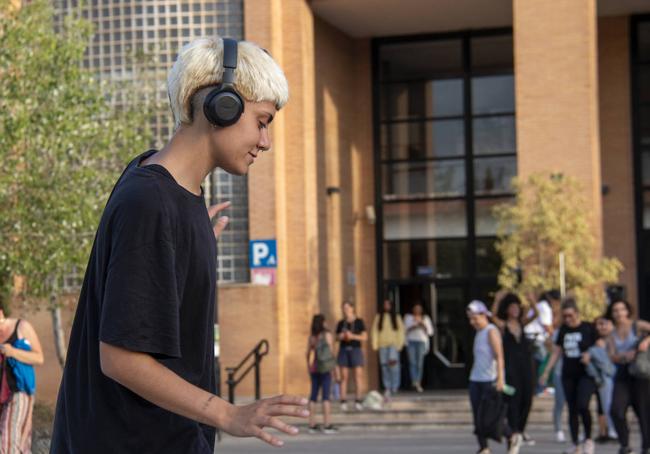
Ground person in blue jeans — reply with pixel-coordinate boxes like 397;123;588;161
371;299;405;401
404;303;434;393
306;314;338;434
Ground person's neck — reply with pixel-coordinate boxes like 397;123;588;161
616;318;632;330
143;128;216;196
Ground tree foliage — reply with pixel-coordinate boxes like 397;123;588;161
0;0;153;310
494;173;622;319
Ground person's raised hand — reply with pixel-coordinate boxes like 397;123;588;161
208;201;231;240
222;394;309;447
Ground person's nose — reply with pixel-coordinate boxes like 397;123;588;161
258;127;271;151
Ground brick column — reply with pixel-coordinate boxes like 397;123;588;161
513;0;603;250
244;0;320;395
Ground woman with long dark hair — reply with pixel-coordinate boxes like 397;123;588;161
606;300;650;454
540;298;597;454
306;314;338;434
490;292;537;454
371;299;405;401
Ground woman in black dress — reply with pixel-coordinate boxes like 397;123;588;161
491;291;537;454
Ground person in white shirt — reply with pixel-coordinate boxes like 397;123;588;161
404;303;434;393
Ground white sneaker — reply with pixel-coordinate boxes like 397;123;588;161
508;434;523;454
354;401;363;411
556;430;566;443
340;402;348;412
583;439;594;454
565;444;582;454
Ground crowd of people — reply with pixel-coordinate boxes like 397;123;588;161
469;291;650;454
305;298;434;433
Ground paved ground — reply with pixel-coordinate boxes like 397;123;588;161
216;428;633;453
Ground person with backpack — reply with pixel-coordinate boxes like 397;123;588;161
606;300;650;454
371;299;405;401
306;314;338;434
0;307;44;454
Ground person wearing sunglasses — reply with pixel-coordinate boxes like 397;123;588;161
540;298;598;454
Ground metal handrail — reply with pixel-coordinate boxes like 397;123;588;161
225;339;269;404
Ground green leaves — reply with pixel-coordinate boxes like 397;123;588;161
494;174;622;318
0;0;153;304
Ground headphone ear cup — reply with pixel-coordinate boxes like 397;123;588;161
203;86;244;127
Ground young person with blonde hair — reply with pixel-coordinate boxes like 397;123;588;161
50;37;307;453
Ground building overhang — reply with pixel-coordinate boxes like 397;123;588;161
310;0;650;38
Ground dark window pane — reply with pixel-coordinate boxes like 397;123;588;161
381;120;464;160
379;40;462;81
382;160;465;200
383;240;467;279
645;191;650;229
383;200;467;240
471;35;513;71
474;157;516;196
638;65;650;103
434;286;471;365
475;237;502;277
381;79;463;120
473;116;516;155
475;198;511;236
639;22;650;62
472;75;515;114
641;105;650;147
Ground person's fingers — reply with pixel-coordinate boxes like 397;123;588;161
260;415;300;436
208;201;231;219
266;404;309;418
212;216;229;239
267;394;309;406
252;426;284;448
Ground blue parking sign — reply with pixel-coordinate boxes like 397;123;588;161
249;239;277;268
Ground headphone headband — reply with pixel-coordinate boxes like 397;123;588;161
221;38;237;86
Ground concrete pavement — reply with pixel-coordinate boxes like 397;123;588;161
216;428;631;453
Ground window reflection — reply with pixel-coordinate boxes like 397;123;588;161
383;160;465;200
473;116;516;155
381;79;464;121
474;157;516;195
383;201;467;240
472;75;515;114
381;120;465;160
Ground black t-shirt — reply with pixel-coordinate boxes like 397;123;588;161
555;321;597;379
51;151;217;453
336;318;366;348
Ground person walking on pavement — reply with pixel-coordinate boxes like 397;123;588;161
606;300;650;454
467;300;506;454
336;301;367;411
490;291;538;454
306;314;338;435
540;298;597;454
404;303;434;393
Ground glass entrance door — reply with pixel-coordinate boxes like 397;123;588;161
387;281;472;389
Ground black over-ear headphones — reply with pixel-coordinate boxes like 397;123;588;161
203;38;244;127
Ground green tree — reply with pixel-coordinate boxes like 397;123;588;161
0;0;154;365
494;173;622;318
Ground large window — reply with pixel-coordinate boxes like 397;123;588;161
633;16;650;317
56;0;249;284
376;31;515;284
374;31;515;388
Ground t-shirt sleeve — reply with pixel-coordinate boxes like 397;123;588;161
538;302;553;327
335;321;343;335
99;196;181;359
356;319;366;333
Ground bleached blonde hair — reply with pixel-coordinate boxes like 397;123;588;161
167;37;289;128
